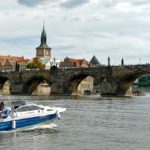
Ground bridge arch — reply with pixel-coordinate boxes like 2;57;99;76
0;76;11;95
117;71;150;96
23;76;52;95
68;73;100;95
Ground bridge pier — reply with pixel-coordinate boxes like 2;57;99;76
100;80;118;96
50;84;64;95
100;80;133;97
116;84;133;97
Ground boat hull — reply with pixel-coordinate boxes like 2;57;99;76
0;113;57;131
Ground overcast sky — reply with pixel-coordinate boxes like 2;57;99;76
0;0;150;65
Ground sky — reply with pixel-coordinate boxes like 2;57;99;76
0;0;150;65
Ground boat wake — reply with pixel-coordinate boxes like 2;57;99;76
0;123;58;134
23;123;58;131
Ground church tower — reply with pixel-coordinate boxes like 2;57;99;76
36;24;51;60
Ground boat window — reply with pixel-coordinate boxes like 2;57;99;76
12;101;26;109
16;105;41;112
47;109;54;111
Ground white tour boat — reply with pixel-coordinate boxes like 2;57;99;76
0;101;66;131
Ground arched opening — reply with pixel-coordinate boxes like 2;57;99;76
117;72;148;96
77;76;94;95
132;74;150;96
24;76;52;95
0;77;11;95
2;80;11;95
69;74;100;96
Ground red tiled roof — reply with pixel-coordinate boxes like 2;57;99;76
67;57;89;67
0;55;29;64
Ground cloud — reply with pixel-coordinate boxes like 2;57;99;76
127;0;150;5
60;0;90;9
104;0;150;6
18;0;48;7
0;0;150;65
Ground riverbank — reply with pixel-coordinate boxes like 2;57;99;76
0;89;150;101
0;94;137;101
0;95;84;101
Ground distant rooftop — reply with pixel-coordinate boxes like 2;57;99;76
0;55;29;64
90;55;100;65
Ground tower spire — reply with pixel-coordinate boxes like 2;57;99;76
37;21;50;49
41;21;47;46
36;22;52;60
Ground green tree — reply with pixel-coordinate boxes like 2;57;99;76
138;75;150;87
27;57;45;70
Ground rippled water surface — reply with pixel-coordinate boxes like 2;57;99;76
0;94;150;150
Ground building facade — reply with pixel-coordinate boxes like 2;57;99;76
60;57;90;68
0;55;29;71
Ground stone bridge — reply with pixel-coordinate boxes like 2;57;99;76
0;64;150;96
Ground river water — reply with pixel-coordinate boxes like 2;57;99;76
0;94;150;150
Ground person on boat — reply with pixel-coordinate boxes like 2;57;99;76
0;102;4;117
0;102;4;111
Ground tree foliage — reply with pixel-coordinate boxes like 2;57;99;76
138;75;150;87
27;57;45;70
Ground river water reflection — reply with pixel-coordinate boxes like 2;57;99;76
0;94;150;150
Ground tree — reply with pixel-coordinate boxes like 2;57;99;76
27;57;45;70
138;75;150;87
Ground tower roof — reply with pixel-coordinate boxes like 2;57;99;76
36;24;51;49
90;55;100;65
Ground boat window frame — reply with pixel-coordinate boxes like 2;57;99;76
15;104;42;112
